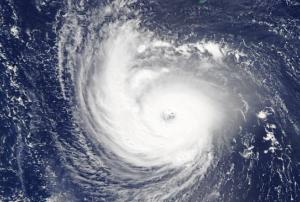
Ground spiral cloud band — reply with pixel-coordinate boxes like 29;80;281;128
58;1;246;200
79;21;228;167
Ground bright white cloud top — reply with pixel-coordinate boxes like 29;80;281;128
78;21;228;168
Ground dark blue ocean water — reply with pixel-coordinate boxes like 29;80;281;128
1;0;300;201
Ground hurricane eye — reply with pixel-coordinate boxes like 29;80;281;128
161;110;176;121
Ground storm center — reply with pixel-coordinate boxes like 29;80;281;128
161;109;176;121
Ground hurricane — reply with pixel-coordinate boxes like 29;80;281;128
1;0;300;201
